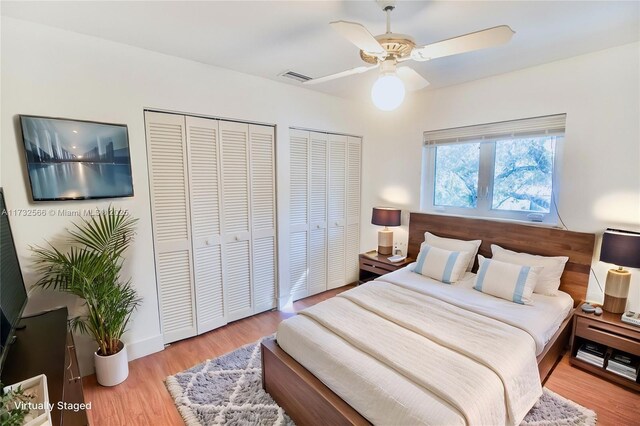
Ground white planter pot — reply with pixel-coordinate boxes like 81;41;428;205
94;341;129;386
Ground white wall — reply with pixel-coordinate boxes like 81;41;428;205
362;42;640;309
358;106;421;255
0;17;377;375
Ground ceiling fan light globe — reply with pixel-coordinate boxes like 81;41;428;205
371;74;405;111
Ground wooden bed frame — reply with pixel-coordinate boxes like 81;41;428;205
262;213;596;425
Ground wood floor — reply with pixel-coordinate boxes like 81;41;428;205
84;286;640;425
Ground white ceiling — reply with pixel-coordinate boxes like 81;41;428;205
2;1;639;99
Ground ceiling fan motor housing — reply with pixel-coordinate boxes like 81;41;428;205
360;33;416;64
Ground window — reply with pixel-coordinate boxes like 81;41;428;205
434;142;480;209
421;115;565;225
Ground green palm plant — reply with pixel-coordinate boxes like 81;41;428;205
31;207;140;356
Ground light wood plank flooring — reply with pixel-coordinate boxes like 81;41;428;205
83;286;639;425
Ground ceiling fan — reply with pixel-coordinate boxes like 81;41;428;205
305;1;514;111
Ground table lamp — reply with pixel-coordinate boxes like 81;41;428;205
371;207;401;255
600;228;640;313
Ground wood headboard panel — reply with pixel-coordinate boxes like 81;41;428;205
407;213;596;305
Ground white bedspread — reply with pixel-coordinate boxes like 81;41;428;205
278;276;549;425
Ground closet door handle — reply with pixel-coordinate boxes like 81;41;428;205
234;235;239;241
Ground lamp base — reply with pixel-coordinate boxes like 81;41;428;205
602;268;630;314
377;229;393;255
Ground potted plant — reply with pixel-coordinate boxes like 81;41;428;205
31;207;140;386
1;382;37;426
2;375;50;426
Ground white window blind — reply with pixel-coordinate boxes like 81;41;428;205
423;114;566;146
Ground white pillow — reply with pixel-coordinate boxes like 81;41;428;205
413;244;471;284
473;255;541;305
423;232;481;272
491;244;569;296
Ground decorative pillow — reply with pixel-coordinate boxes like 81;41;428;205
413;244;472;284
473;255;541;305
491;244;569;296
422;232;481;272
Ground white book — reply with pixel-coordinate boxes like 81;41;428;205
608;362;636;374
576;352;604;367
576;350;605;363
606;366;637;381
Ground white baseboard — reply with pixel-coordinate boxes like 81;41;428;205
126;334;164;361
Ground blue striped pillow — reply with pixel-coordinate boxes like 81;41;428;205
413;244;471;284
473;255;541;305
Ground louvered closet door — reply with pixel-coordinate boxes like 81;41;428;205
308;132;328;296
289;129;309;300
249;124;277;313
220;121;253;322
185;116;226;334
327;134;347;290
145;111;197;344
345;137;362;284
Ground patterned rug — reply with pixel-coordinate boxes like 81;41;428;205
166;336;596;426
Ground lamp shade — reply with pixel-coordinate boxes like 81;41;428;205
371;207;401;227
600;228;640;268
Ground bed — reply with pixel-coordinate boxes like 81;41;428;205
262;213;595;425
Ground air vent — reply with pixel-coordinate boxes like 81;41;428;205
279;70;311;83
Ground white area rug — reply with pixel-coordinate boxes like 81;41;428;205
166;336;596;426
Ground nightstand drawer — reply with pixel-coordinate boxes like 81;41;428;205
360;260;397;275
576;317;640;356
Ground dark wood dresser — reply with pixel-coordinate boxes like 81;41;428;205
1;307;88;425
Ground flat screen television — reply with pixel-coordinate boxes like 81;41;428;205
19;115;134;201
0;188;28;374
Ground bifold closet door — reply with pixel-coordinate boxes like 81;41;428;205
145;111;197;344
288;129;353;299
345;137;362;284
327;134;347;290
288;129;309;301
185;116;226;334
249;124;277;313
149;112;277;341
220;121;253;322
308;132;328;296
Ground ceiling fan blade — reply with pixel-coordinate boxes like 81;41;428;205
303;64;379;85
330;20;386;56
397;67;430;91
411;25;514;61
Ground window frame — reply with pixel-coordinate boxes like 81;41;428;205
421;134;564;226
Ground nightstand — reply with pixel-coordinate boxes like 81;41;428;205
358;250;414;284
570;308;640;391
